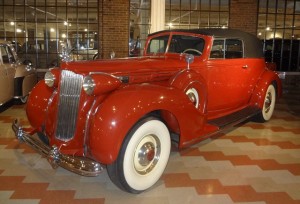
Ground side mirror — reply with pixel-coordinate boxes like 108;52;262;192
185;54;194;70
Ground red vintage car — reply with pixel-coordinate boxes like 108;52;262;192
12;29;282;193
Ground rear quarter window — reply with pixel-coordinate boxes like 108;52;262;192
210;39;244;59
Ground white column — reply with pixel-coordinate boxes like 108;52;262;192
150;0;165;33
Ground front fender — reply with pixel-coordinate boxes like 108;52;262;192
88;84;205;164
26;80;53;129
250;70;282;108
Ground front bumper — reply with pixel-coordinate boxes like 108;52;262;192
12;119;103;176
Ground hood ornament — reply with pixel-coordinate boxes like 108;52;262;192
60;44;73;62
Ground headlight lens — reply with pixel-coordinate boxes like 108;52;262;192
44;71;55;87
83;75;95;95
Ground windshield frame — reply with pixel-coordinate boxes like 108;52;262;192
144;32;206;57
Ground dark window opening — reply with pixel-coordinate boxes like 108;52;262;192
210;39;243;59
168;35;205;56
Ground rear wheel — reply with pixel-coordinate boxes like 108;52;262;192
255;84;276;122
107;117;171;193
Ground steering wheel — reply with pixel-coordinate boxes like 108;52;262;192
182;48;202;55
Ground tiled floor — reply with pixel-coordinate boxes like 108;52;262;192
0;85;299;204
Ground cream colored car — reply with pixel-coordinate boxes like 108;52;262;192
0;40;37;106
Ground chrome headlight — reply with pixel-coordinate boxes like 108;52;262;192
44;71;55;87
83;75;95;95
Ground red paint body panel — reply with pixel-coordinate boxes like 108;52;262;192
204;58;266;119
89;84;205;163
24;29;282;165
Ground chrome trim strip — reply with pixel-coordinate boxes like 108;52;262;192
88;71;126;83
12;119;103;176
83;99;97;156
89;71;119;78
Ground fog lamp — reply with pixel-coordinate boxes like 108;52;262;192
83;75;95;95
44;71;55;87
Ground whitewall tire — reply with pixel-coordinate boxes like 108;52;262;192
256;84;276;122
107;117;171;193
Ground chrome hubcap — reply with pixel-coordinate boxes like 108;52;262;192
134;134;160;175
264;92;272;113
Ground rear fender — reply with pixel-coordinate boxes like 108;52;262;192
88;84;205;164
250;70;282;108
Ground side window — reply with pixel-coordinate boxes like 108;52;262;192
210;39;224;58
147;35;169;54
210;39;243;59
7;46;16;63
0;45;9;63
225;39;243;59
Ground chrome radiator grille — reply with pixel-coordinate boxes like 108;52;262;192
55;70;83;141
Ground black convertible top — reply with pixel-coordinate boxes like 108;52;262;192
149;29;264;58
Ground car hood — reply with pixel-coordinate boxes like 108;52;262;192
60;55;189;83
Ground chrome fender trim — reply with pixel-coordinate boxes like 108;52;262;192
12;119;103;177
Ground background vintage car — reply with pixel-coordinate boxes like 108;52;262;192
12;29;282;194
263;39;300;72
17;40;61;69
0;40;37;106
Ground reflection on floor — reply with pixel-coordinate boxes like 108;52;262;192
0;84;299;204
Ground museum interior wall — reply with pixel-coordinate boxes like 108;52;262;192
0;0;299;75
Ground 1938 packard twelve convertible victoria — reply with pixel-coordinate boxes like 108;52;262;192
12;29;282;193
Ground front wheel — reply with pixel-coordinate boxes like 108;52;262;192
255;84;276;122
107;117;171;193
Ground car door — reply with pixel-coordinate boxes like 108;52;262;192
0;44;16;105
206;38;261;117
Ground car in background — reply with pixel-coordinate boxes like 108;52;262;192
0;40;37;106
70;40;98;61
263;39;300;72
71;48;98;61
12;29;281;193
18;40;61;69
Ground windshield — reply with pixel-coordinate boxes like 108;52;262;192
146;34;205;56
168;35;204;56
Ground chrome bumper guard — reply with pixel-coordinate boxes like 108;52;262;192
12;119;103;177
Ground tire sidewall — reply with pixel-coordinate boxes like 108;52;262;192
262;84;276;121
120;118;171;192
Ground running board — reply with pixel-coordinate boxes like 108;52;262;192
180;106;261;148
208;106;261;129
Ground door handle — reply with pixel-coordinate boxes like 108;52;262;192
242;65;248;69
